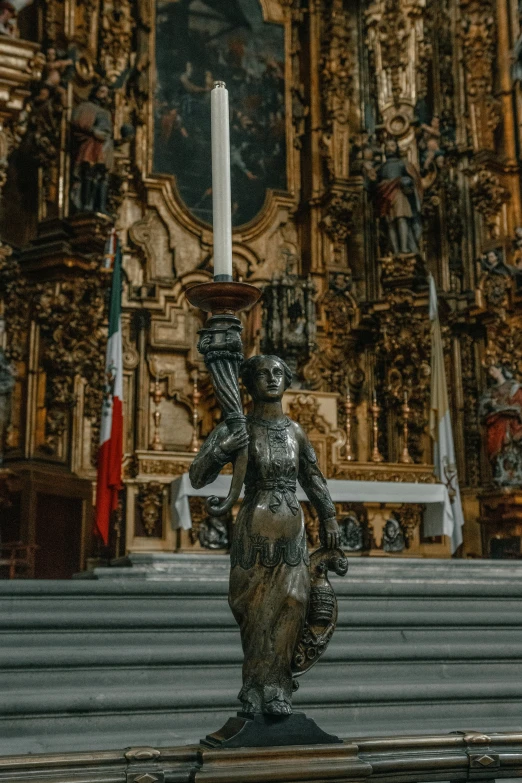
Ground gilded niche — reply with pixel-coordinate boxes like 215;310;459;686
154;0;286;227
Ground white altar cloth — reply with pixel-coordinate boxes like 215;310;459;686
170;473;453;540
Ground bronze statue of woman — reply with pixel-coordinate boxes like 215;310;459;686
190;354;340;717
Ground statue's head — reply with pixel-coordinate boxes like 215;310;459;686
384;138;399;158
486;249;500;267
489;364;514;384
384;518;400;537
90;83;110;106
241;355;292;402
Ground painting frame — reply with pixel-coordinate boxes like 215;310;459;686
145;0;298;243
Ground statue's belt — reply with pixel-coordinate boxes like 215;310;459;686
231;532;309;570
245;478;300;515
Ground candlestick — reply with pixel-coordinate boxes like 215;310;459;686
399;390;414;464
211;81;233;281
370;390;384;463
190;369;201;453
149;376;164;451
344;387;356;461
186;280;260;515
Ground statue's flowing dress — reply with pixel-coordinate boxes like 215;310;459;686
190;415;336;713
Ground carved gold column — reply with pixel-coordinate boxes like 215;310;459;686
496;0;521;227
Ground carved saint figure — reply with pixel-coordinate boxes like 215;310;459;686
190;355;340;716
480;364;522;486
480;249;513;278
382;517;406;552
42;48;73;106
339;514;363;551
418;115;444;174
70;84;114;214
198;513;229;550
376;138;422;256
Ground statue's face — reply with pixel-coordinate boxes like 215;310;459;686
385;520;398;536
96;85;109;105
252;358;286;402
489;365;505;384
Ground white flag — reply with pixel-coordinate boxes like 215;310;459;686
428;274;465;553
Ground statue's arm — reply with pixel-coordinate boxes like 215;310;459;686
296;423;340;548
189;422;231;489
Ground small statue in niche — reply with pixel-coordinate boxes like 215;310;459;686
480;249;513;278
0;319;15;466
190;355;342;716
418;115;444;174
70;83;128;215
42;48;74;106
375;138;423;256
350;131;379;182
382;517;406;552
480;364;522;487
198;512;230;550
339;514;363;551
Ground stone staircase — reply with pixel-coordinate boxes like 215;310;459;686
1;556;522;756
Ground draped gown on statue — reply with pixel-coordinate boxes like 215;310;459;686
189;414;336;714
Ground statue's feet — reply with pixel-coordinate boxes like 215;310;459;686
264;697;292;716
240;698;257;715
238;684;261;715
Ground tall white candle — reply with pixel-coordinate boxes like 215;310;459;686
211;81;233;280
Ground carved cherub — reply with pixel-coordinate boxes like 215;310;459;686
43;48;74;105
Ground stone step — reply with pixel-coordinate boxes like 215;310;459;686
1;557;522;755
2;636;522;667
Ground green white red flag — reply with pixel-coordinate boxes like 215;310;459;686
95;230;123;545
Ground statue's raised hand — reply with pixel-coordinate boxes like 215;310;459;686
320;517;341;550
219;426;249;456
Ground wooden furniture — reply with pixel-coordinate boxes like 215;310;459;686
0;542;38;579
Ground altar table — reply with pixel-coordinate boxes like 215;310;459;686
170;473;454;540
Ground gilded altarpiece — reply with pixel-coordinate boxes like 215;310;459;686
0;0;521;569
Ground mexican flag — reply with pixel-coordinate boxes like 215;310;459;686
428;274;465;553
95;232;123;545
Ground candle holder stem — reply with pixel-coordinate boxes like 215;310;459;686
344;390;356;461
399;390;414;464
370;393;384;463
186;281;261;516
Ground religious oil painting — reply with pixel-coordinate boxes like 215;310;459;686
154;0;287;227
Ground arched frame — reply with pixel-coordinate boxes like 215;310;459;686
144;0;299;256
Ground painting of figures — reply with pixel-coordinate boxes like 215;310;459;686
154;0;287;228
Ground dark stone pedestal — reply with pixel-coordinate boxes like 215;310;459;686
202;712;342;749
